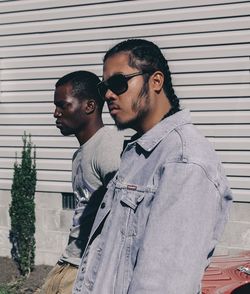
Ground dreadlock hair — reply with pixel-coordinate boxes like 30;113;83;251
56;70;104;113
104;39;180;116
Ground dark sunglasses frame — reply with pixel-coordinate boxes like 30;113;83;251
98;71;146;99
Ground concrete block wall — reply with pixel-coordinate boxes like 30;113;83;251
35;192;73;265
0;190;12;257
215;202;250;255
0;189;250;265
0;190;73;266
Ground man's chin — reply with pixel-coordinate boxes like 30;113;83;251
60;129;72;136
114;119;135;131
114;113;145;132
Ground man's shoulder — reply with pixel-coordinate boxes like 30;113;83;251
97;127;124;148
100;126;123;139
92;127;124;164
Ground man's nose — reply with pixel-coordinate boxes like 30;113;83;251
54;107;61;118
105;89;116;101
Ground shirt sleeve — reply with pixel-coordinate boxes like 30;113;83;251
128;161;231;294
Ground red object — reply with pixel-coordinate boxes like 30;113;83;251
202;251;250;293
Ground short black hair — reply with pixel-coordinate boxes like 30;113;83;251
104;39;180;116
56;71;104;111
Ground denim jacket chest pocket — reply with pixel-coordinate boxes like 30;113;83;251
117;184;156;238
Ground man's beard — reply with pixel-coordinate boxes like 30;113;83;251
115;92;150;131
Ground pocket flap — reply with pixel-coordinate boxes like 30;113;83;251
120;192;145;210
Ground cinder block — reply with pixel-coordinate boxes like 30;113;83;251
0;248;11;258
227;247;248;255
43;209;61;231
60;232;70;250
0;206;10;227
0;190;11;207
35;208;45;231
214;245;249;257
0;229;11;252
35;192;62;209
213;245;229;256
36;208;62;232
230;202;250;222
35;231;63;252
219;221;250;250
35;251;59;266
60;210;74;232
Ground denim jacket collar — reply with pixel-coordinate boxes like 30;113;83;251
133;109;192;152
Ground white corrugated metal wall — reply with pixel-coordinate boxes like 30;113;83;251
0;0;250;203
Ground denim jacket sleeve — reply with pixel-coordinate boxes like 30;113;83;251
127;161;231;294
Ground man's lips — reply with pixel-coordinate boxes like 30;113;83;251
55;121;63;128
108;104;120;115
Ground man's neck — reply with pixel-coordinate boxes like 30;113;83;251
135;95;171;135
77;119;104;146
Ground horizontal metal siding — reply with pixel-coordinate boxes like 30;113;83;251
0;0;249;201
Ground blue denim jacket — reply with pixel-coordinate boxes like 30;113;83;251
73;110;232;294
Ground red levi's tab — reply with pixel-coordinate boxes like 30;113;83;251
127;185;137;191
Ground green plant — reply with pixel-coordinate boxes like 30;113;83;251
0;280;22;294
0;284;15;294
9;133;37;277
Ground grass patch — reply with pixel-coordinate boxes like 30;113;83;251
0;284;16;294
0;278;24;294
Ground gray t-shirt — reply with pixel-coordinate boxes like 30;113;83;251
60;126;123;266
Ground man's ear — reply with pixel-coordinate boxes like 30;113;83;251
150;71;164;92
85;99;96;114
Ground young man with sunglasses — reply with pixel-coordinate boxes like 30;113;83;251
38;71;123;294
73;40;232;294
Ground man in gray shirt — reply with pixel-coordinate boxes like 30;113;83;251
73;40;232;294
39;71;123;294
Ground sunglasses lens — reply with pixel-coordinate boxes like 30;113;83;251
98;73;140;99
98;75;128;99
108;74;128;96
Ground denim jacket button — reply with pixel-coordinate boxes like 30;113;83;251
87;281;94;290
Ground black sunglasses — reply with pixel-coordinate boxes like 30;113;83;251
98;71;148;99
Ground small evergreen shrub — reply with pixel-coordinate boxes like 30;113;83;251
9;133;37;277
